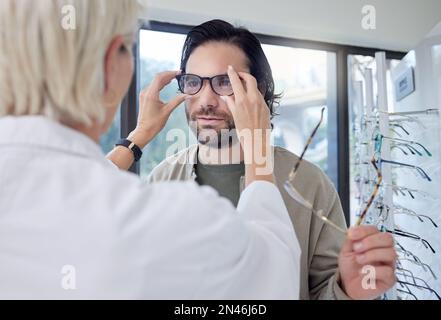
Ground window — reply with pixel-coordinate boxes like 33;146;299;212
138;30;188;179
99;111;121;154
433;45;441;107
262;44;337;178
347;54;402;224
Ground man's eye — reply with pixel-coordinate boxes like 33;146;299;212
215;77;231;87
218;80;231;87
186;80;199;87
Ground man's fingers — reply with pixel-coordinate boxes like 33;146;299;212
221;95;237;115
227;66;246;101
353;232;394;254
374;265;396;280
367;265;397;286
355;247;398;266
166;94;188;113
147;70;181;99
236;71;258;92
339;236;355;255
341;225;379;255
375;266;397;289
236;71;265;105
348;225;380;241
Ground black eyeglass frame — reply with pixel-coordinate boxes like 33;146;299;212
176;73;234;96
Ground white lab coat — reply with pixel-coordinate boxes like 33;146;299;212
0;116;300;300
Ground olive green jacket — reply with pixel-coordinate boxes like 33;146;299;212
146;145;351;300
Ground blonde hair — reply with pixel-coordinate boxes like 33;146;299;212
0;0;144;126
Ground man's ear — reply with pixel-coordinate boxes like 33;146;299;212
104;36;126;92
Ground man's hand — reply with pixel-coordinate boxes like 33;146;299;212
222;66;274;186
128;71;188;148
222;66;271;135
339;225;397;300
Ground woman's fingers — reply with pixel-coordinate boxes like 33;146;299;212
145;70;181;100
341;225;380;255
352;232;395;254
355;247;398;266
348;225;380;242
166;94;188;113
374;265;397;288
339;236;355;256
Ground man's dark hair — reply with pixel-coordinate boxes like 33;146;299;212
180;19;281;119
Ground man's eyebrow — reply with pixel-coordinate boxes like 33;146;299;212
183;72;230;77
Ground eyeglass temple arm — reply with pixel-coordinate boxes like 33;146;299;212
391;228;436;253
289;107;325;179
392;124;410;135
379;159;432;181
404;144;423;156
398;281;441;300
356;158;382;226
396;209;438;227
383;135;432;156
391;145;409;155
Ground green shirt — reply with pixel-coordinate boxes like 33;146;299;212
195;162;245;207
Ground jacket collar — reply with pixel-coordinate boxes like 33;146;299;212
185;144;245;192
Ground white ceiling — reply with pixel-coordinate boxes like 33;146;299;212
145;0;441;52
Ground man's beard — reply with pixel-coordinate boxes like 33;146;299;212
186;106;237;149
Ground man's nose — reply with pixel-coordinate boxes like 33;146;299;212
197;80;219;108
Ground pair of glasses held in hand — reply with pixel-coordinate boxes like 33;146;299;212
283;108;348;235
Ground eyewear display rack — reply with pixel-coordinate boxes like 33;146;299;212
351;52;440;300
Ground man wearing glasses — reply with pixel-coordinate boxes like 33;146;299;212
109;20;397;300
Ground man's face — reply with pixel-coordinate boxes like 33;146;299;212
184;42;250;147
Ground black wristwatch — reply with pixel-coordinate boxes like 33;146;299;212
116;139;143;162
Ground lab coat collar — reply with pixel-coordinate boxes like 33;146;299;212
0;116;107;164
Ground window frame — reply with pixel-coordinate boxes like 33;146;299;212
119;20;406;226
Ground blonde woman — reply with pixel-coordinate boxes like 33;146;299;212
0;0;301;299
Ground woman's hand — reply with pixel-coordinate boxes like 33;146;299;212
338;226;397;300
107;71;187;171
128;71;188;148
